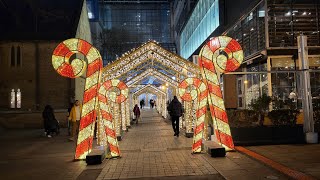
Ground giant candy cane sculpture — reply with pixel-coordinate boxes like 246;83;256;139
52;38;120;159
178;78;208;153
199;36;244;150
99;79;128;157
102;79;129;138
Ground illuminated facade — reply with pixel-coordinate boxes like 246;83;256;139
174;0;320;110
224;0;320;109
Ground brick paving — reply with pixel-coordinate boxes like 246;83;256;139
0;129;86;180
92;109;288;180
0;109;292;180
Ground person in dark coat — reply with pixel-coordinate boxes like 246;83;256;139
133;104;141;124
42;105;59;138
167;96;183;137
140;99;145;109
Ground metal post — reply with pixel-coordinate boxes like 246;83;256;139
297;35;318;143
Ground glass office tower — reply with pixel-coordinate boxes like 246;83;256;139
99;0;175;63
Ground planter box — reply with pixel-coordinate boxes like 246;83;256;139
231;125;305;146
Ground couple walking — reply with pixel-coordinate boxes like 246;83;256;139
167;96;183;137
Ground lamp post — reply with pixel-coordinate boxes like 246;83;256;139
298;35;318;143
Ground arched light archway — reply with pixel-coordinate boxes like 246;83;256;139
132;84;167;118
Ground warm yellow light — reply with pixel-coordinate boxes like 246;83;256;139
244;80;248;84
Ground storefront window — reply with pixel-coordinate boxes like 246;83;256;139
309;56;320;109
270;57;298;109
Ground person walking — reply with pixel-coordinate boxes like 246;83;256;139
68;100;82;141
167;96;183;137
140;99;145;109
133;104;141;124
150;99;154;109
42;105;59;138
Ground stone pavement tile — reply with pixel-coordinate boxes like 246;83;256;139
246;145;320;179
84;109;298;180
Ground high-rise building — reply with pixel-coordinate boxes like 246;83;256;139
173;0;320;109
92;0;175;65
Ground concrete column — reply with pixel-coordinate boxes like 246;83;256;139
298;35;318;143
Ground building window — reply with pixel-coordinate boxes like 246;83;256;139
10;46;22;67
16;89;21;108
11;46;15;67
180;0;220;59
10;89;15;108
10;89;22;109
17;46;21;66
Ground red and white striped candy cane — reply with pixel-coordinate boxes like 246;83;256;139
199;36;244;150
103;79;129;137
98;81;121;157
52;38;103;160
178;78;208;153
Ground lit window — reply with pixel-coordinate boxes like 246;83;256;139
16;89;21;108
10;89;15;108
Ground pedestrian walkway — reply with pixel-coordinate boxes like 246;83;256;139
87;109;288;180
0;109;291;180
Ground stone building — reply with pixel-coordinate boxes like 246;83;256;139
0;0;91;111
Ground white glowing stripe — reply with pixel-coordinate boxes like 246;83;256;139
191;90;198;100
196;115;206;126
199;99;207;108
97;114;107;146
194;130;203;140
201;45;213;60
178;88;186;97
86;47;100;63
111;152;119;157
218;36;232;48
221;143;233;151
85;71;99;90
107;138;118;146
121;88;129;97
121;103;126;130
99;85;107;95
99;102;109;113
186;78;194;85
199;83;206;92
104;119;114;128
77;123;95;145
52;55;65;70
78;150;90;160
209;94;225;110
216;118;232;136
204;69;219;84
233;50;244;62
111;79;119;87
64;38;79;51
82;98;96;117
71;59;86;77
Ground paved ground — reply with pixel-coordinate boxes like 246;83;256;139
0;109;301;180
246;144;320;179
87;109;288;180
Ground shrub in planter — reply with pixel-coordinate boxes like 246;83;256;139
248;94;272;126
314;108;320;125
268;109;299;126
227;109;259;127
